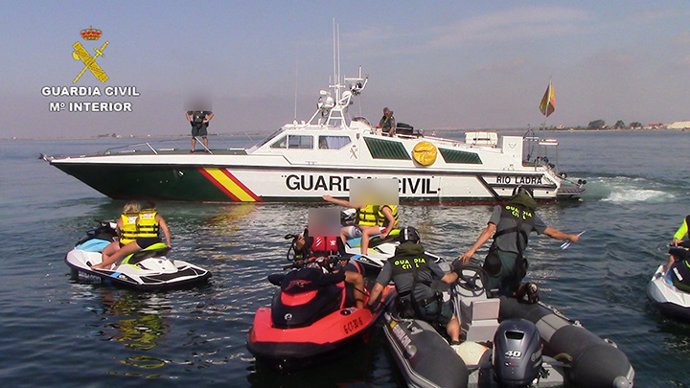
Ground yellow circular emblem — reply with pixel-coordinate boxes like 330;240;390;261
412;141;437;166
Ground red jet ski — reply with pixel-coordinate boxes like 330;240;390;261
247;233;395;369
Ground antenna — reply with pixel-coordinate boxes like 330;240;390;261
294;59;298;120
332;19;337;89
337;23;341;89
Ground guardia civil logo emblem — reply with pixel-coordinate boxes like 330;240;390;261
72;26;109;83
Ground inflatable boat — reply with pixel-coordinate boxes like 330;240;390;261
383;263;635;387
66;222;211;291
647;246;690;321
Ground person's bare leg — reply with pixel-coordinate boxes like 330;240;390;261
93;242;141;269
345;271;365;309
665;256;676;274
359;226;380;255
339;226;349;246
202;136;209;150
191;137;197;152
99;241;120;265
447;314;460;343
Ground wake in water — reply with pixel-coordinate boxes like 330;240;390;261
581;176;677;203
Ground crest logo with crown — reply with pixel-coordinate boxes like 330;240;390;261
80;26;102;41
72;26;109;83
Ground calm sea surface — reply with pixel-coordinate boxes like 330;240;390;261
1;131;689;387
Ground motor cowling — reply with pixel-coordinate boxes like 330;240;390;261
493;318;543;387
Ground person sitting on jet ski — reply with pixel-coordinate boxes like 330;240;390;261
292;232;367;309
665;216;690;287
92;201;171;270
458;186;580;298
367;227;461;345
322;194;398;255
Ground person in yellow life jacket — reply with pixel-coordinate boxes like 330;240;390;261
92;201;171;270
323;194;398;255
666;215;690;274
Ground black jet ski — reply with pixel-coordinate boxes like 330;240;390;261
647;245;690;321
65;221;211;291
247;232;396;369
383;262;635;388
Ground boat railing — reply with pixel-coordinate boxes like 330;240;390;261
97;137;248;156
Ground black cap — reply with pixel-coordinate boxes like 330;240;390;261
400;226;421;243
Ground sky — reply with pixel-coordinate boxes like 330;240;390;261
1;0;689;138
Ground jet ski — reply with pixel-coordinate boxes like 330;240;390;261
247;232;396;370
647;245;690;321
65;221;211;291
383;262;635;388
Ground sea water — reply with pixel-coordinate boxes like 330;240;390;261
1;131;689;387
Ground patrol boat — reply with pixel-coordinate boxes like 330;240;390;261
44;67;584;203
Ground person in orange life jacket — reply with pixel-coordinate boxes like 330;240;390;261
322;194;398;255
92;201;171;270
457;186;580;297
367;227;461;344
293;233;367;309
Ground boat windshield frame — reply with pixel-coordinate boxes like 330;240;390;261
248;128;286;153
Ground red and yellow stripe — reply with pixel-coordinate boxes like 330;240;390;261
198;167;261;202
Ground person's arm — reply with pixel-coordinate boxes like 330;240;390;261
380;206;396;237
460;223;496;263
157;215;172;247
114;218;124;241
323;194;355;208
673;218;688;245
543;226;579;243
367;263;392;307
185;111;192;122
442;272;458;284
203;112;214;123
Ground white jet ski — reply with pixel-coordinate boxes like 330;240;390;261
66;222;211;291
647;246;690;321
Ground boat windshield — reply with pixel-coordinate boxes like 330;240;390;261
248;128;286;152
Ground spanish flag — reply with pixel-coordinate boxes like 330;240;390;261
539;80;555;117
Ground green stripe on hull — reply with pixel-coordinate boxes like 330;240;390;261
53;164;232;201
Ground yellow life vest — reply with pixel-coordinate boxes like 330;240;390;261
357;205;399;227
136;209;160;238
118;209;160;244
119;213;140;245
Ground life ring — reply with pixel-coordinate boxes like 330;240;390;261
412;141;437;166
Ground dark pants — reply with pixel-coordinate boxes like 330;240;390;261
671;260;690;292
483;249;525;296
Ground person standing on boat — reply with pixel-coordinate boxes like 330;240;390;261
457;186;580;298
93;201;171;270
323;194;398;255
368;227;461;345
186;109;214;152
379;107;397;137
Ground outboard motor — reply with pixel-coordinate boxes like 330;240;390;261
493;319;543;387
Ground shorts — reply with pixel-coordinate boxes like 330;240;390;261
135;237;162;249
342;260;365;276
343;226;363;238
191;124;207;137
